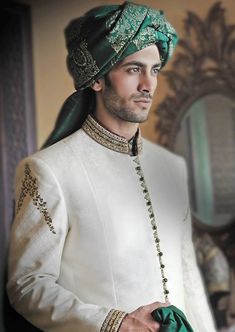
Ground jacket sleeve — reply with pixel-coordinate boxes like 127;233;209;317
7;157;126;332
180;158;217;332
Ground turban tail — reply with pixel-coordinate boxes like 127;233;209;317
42;1;178;148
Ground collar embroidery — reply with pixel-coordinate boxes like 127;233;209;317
82;114;143;156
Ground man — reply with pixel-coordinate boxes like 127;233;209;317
7;2;216;332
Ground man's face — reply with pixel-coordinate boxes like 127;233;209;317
99;45;161;123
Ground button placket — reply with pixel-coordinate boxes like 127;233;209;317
133;156;169;302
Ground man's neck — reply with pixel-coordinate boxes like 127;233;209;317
94;111;139;141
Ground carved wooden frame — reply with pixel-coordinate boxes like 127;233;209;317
156;2;235;149
156;2;235;233
155;3;235;325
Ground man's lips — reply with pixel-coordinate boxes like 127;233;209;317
133;99;151;107
134;99;151;102
134;98;151;102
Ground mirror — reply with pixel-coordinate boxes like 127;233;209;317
155;3;235;328
155;1;235;230
174;94;235;227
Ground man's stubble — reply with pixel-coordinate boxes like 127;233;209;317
102;76;151;124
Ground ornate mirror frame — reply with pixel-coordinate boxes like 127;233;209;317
156;2;235;232
155;2;235;328
156;2;235;149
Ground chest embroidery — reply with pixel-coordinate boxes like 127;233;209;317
15;164;56;234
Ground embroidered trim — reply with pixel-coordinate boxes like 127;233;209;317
132;26;157;50
100;309;127;332
82;114;142;155
106;3;148;53
133;156;169;302
105;4;176;61
69;40;100;88
15;164;56;234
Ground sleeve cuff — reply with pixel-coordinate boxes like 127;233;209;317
100;309;127;332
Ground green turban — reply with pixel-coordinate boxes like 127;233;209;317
42;1;178;148
66;1;178;90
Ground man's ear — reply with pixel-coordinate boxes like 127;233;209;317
91;79;103;92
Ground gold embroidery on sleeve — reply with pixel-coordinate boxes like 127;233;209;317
16;164;56;234
100;309;127;332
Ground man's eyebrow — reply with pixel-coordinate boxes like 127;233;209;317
120;61;162;68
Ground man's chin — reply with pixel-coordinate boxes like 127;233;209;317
135;108;150;122
125;112;149;123
113;107;150;123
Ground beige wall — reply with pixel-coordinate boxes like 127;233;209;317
17;0;235;148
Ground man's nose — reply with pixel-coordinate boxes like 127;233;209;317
138;73;157;94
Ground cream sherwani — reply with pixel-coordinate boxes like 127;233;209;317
7;115;216;332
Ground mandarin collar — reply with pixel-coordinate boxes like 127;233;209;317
82;114;143;156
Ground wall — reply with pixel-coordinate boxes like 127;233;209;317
16;0;235;148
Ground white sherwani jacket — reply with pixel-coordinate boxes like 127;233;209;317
7;115;216;332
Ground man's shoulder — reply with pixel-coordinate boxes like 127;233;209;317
20;129;87;168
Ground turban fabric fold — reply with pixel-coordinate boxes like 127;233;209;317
42;1;178;148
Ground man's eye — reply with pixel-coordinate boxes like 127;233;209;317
152;67;160;75
127;67;141;73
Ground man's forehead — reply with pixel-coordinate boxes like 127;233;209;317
115;45;161;67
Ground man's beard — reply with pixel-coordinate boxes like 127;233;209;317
102;77;152;123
